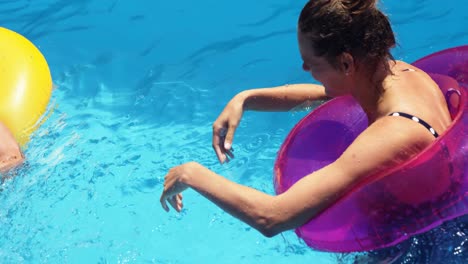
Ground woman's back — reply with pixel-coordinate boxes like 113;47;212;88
380;60;452;140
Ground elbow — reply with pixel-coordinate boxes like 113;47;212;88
252;198;294;238
259;227;280;238
254;215;284;238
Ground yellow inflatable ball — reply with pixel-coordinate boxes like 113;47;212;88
0;27;52;147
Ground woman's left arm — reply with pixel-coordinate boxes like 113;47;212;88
160;116;433;237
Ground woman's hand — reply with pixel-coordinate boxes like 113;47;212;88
0;122;24;174
160;162;201;212
212;93;246;164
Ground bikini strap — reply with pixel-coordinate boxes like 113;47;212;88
389;112;439;138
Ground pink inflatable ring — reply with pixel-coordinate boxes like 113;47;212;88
274;46;468;252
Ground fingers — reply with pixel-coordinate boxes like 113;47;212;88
160;194;169;212
213;124;237;164
160;193;184;212
212;125;228;163
160;177;175;212
212;132;226;163
225;147;234;160
224;125;236;151
161;168;186;213
172;194;183;212
223;125;237;162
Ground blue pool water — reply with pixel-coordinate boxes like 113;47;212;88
1;0;467;263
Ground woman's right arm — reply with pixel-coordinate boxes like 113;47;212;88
213;83;327;163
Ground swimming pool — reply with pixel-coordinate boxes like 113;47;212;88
1;0;467;263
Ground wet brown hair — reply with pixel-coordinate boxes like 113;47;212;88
298;0;396;74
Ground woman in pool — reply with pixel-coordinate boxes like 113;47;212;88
0;122;24;174
160;0;452;238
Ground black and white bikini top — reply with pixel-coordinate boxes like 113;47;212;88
387;68;439;138
388;112;439;138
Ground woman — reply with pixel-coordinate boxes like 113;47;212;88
160;0;451;238
0;122;24;174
